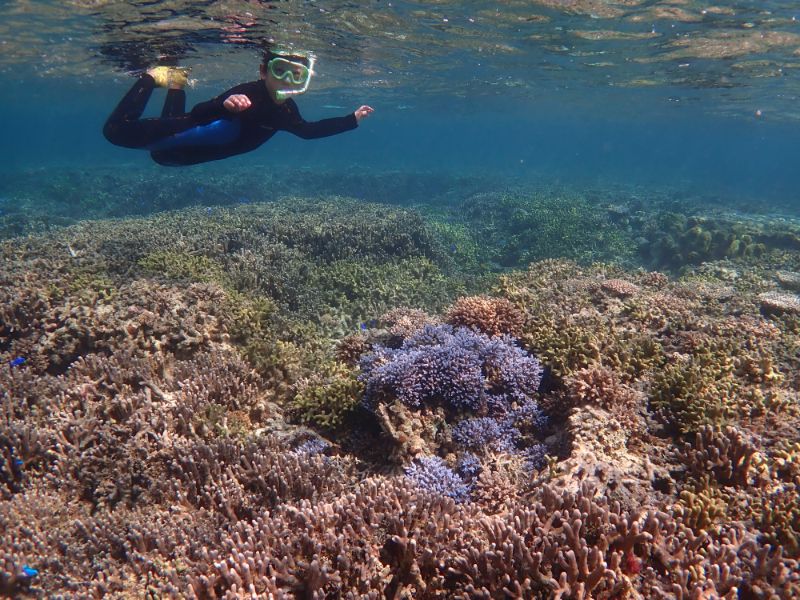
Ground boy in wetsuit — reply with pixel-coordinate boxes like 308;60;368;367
103;49;374;166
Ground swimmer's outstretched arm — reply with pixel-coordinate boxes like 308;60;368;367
221;96;374;122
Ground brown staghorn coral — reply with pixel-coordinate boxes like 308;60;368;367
679;425;768;489
445;295;525;338
565;365;644;432
0;270;230;374
335;332;373;366
600;278;641;298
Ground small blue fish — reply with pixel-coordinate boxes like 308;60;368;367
359;322;368;331
450;243;457;253
9;357;26;367
21;566;38;578
196;186;205;194
13;458;23;467
205;207;213;214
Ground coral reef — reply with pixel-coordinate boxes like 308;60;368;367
458;190;636;267
2;177;800;597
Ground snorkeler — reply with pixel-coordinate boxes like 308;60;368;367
102;49;374;166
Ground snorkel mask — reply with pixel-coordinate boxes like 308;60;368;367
267;50;315;100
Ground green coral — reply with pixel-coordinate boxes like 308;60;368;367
674;480;728;532
302;257;464;329
459;191;635;267
640;213;768;270
289;361;364;430
650;354;740;433
138;251;227;285
753;487;800;556
424;219;483;272
520;315;603;380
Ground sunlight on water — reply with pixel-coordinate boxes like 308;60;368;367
1;0;799;120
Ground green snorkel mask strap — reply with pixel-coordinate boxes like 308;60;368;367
268;51;316;100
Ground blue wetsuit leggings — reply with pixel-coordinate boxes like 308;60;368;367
103;75;195;149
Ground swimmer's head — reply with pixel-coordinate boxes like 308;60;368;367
260;48;315;100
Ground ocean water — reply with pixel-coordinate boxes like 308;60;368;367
1;0;799;205
2;2;800;598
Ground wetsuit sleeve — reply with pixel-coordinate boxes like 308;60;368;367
189;83;254;123
280;100;358;139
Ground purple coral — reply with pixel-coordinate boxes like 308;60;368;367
291;438;330;456
360;324;543;414
508;398;548;430
405;456;470;502
452;417;518;453
520;444;548;471
456;452;482;478
451;411;548;468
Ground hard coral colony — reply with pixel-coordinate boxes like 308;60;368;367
0;186;799;598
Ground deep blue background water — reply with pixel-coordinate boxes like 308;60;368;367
1;79;796;209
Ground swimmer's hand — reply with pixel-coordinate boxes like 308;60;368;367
354;105;374;123
224;94;252;113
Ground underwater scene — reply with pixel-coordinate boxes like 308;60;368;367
2;1;800;598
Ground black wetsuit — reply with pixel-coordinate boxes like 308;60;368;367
103;74;358;166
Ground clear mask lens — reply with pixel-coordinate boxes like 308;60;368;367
269;58;310;85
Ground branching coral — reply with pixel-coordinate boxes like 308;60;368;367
404;456;470;502
360;324;543;413
650;353;740;433
566;365;640;412
290;360;363;430
459;190;635;266
674;480;729;531
0;267;230;374
445;295;525;338
335;332;373;367
380;306;440;341
679;425;767;489
358;324;547;475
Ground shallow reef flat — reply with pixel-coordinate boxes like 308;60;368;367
2;183;800;597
